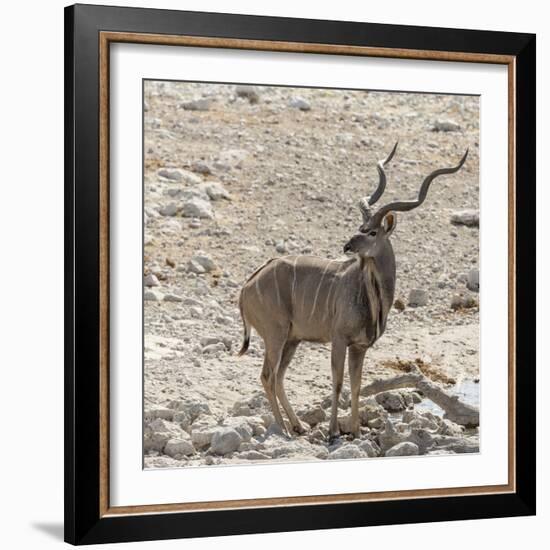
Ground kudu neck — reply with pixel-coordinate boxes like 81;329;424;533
358;243;396;305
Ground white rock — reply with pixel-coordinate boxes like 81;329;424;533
451;210;479;227
164;293;183;302
181;98;212;111
432;119;460;132
298;406;326;427
144;289;163;301
179;187;210;202
275;241;287;253
159;203;180;217
158;168;202;185
161;219;182;233
210;427;243;455
191;252;217;272
181;197;213;219
158;168;184;181
289;97;311;111
144;273;160;287
408;288;428;307
171;399;211;422
202;342;226;354
200;181;231;201
144;419;183;452
358;440;379;457
164;436;195;458
385;441;420;457
328;444;365;460
223;417;254;442
187;259;206;274
191;419;219;450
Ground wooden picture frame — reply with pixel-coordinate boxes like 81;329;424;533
65;3;536;545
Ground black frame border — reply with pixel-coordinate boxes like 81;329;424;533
65;3;536;545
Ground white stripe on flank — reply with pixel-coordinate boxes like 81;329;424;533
324;262;344;321
291;256;299;311
273;261;281;306
255;274;264;305
309;260;333;320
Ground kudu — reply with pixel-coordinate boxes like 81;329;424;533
238;143;468;440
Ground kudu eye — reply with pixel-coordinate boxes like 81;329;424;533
368;230;377;237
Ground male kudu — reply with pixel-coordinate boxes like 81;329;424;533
238;143;468;440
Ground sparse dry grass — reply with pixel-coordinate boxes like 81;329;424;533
381;357;457;385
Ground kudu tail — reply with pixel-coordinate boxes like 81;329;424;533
238;291;251;356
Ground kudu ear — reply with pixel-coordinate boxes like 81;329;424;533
382;212;397;236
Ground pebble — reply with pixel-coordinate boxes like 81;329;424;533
200;181;230;201
158;168;184;182
164;293;183;302
191;252;217;272
408;288;428;307
181;197;214;219
432;119;460;132
451;294;478;310
202;342;226;354
181;98;211;111
144;273;160;287
451;210;479;227
187;259;206;274
144;289;163;301
189;306;203;318
235;85;260;104
289;97;311;111
159;203;180;217
394;298;406;311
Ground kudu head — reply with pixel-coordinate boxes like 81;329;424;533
344;142;469;259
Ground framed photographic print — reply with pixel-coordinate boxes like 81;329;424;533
64;3;536;545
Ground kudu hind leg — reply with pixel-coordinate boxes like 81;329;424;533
348;345;367;439
260;337;289;435
328;338;347;440
276;340;306;435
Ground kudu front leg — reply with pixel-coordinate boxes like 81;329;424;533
328;338;347;441
348;344;367;439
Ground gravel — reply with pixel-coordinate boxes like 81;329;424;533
143;81;480;469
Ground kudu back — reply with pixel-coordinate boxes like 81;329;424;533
238;143;468;440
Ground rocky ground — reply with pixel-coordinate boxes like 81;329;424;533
142;81;480;468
